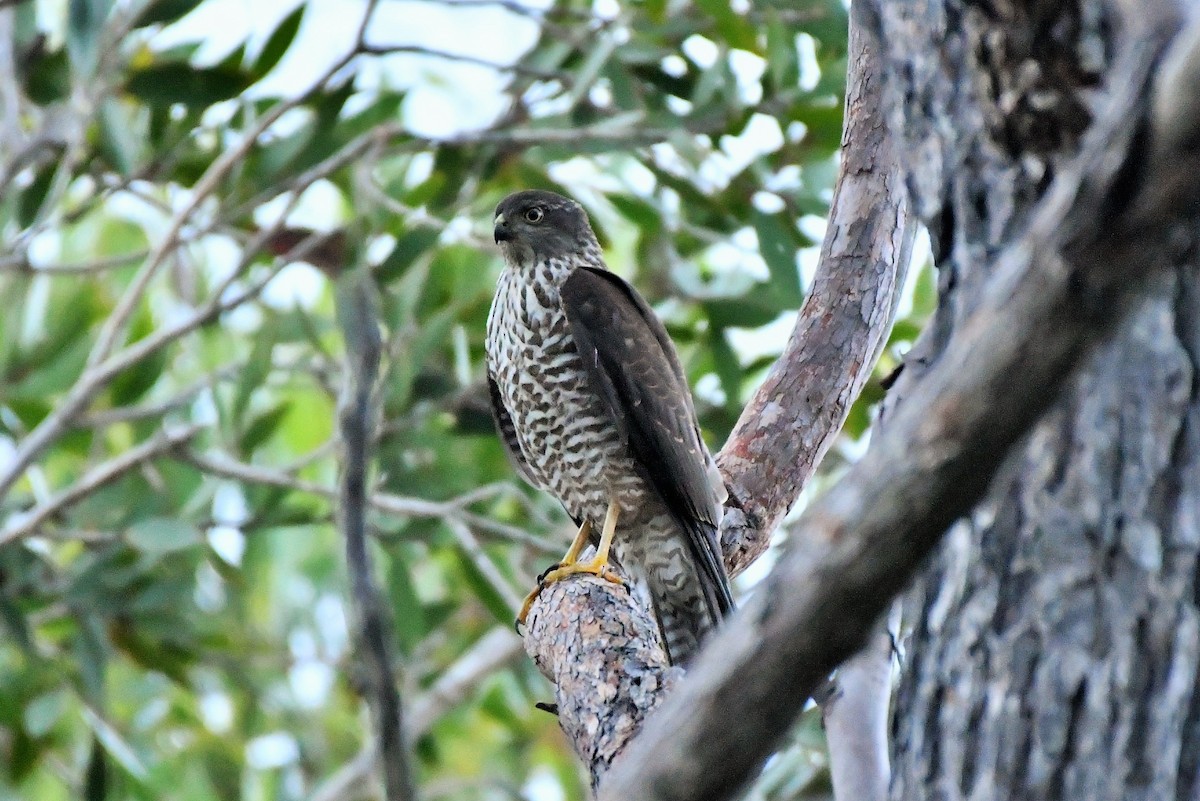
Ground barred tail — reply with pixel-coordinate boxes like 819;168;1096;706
640;518;734;666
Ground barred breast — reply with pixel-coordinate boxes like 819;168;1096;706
485;257;722;662
486;258;655;527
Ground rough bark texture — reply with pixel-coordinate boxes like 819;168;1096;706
521;8;913;787
718;10;914;576
523;579;682;789
875;3;1200;800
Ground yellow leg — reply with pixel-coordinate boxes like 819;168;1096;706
558;519;592;569
574;500;620;575
515;503;625;629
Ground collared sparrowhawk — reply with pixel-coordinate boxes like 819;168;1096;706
485;189;734;665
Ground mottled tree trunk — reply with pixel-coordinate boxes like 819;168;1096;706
876;3;1200;799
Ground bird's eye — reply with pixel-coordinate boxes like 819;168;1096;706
524;208;544;223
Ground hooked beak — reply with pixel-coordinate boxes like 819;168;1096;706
493;213;513;244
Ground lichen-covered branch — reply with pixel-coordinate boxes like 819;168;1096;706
523;579;683;789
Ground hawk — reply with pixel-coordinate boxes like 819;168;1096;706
485;189;733;665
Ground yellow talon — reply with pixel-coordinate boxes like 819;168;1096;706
515;502;625;629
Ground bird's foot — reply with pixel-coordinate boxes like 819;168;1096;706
538;554;625;588
514;556;626;631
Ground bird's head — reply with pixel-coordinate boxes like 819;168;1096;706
493;190;597;268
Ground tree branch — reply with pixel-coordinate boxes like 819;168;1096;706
0;424;202;545
309;627;523;801
717;8;913;578
596;8;1199;798
335;267;415;801
178;450;561;553
518;6;913;789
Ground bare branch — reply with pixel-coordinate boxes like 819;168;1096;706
444;517;525;614
0;424;202;545
309;627;523;801
180;450;560;553
413;0;593;20
824;604;899;801
79;370;235;428
359;43;568;81
0;249;151;275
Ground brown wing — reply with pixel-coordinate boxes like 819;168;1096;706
487;373;535;485
560;266;733;618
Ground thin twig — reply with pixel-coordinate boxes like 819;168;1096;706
444;518;525;614
179;450;558;553
359;43;568;81
79;369;235;428
309;627;522;801
0;424;202;545
0;248;151;275
416;0;594;20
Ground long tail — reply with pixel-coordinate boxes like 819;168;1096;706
641;516;734;665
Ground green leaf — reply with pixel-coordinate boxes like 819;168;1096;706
452;542;513;625
24;690;69;738
385;548;427;655
83;706;148;780
766;14;800;91
18;162;56;229
126;63;252;108
127;518;202;554
693;0;756;50
888;319;922;346
911;262;938;317
68;0;111;78
253;4;305;78
608;194;662;232
99;98;144;175
752;211;805;308
703;296;786;329
708;328;742;412
133;0;203;27
72;611;108;703
23;48;70;105
232;326;277;424
0;592;35;654
238;401;291;454
109;302;166;406
376;227;440;284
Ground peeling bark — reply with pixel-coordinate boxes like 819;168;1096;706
719;10;913;578
523;578;682;789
